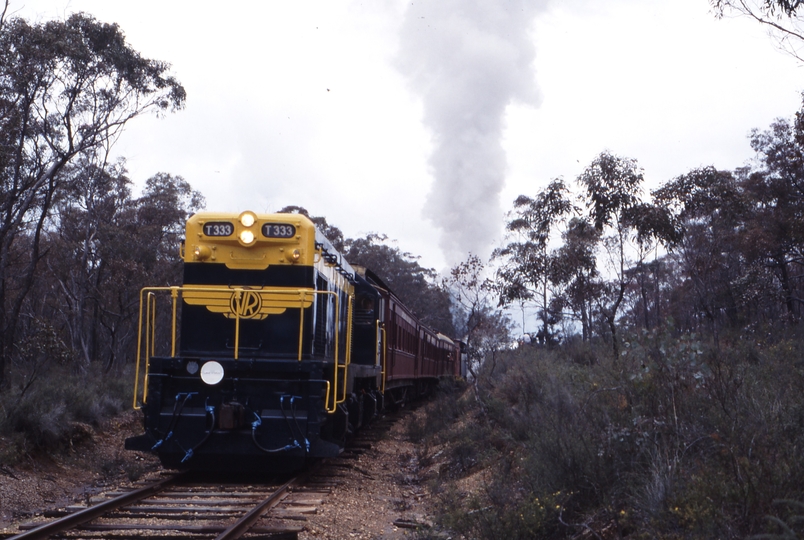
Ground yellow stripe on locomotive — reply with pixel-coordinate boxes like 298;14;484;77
182;285;315;320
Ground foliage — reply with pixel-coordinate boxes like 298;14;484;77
0;359;131;465
444;254;512;377
498;152;677;358
343;233;456;336
711;0;804;63
494;96;804;356
0;11;185;386
645;100;804;337
578;152;679;359
416;331;804;539
752;500;804;539
495;179;574;344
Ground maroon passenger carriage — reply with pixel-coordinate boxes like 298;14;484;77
354;267;459;405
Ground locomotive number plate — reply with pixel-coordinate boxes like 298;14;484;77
203;222;234;236
262;223;296;238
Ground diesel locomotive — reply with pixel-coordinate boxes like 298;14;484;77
124;211;461;470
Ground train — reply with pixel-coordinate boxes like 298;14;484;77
124;211;462;471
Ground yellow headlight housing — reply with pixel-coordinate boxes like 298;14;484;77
193;245;212;261
285;248;301;263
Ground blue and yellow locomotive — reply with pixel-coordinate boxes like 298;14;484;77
125;211;459;470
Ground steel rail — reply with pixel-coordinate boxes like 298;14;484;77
214;475;301;540
9;474;182;540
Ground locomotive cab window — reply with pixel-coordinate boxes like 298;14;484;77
354;295;375;325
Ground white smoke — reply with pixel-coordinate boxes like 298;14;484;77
396;0;547;265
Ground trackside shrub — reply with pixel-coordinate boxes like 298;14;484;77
0;364;131;465
416;331;804;539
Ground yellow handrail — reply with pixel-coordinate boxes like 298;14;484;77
337;295;353;405
380;325;387;393
131;285;353;415
298;290;306;362
132;288;147;410
148;292;156;357
330;292;340;411
170;287;179;357
145;292;156;405
233;289;241;360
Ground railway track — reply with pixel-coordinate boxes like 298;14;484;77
2;469;337;540
1;412;408;540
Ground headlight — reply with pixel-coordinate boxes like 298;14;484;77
239;230;255;244
239;212;256;227
200;361;224;385
193;245;212;261
285;248;301;263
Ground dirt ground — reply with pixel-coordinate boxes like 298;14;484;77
0;408;450;539
0;410;162;531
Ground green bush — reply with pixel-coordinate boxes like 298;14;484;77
0;364;130;464
416;331;804;539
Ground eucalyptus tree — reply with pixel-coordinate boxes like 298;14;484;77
494;179;574;344
41;171;203;372
578;151;679;359
0;13;185;385
551;217;601;342
44;160;133;367
444;254;511;378
653;167;750;336
577;152;643;358
741;114;804;321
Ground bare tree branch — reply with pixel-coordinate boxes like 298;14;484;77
0;0;8;32
713;0;804;63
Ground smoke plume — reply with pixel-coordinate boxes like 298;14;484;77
397;0;546;266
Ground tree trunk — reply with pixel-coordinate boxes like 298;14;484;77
608;312;619;360
777;254;798;321
639;263;651;330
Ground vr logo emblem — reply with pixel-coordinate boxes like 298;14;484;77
230;290;262;319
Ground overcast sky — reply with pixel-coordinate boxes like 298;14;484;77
10;0;804;271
